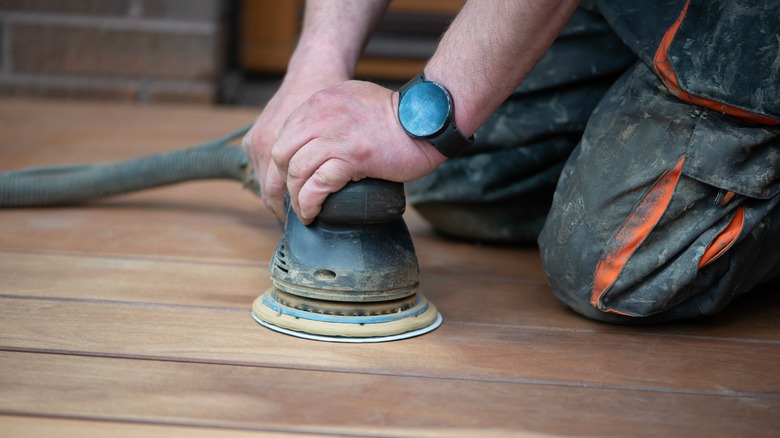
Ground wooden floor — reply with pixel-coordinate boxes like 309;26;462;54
1;99;779;437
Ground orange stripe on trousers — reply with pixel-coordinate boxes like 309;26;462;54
699;205;745;268
591;156;686;315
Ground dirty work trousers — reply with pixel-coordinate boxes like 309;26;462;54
405;4;780;323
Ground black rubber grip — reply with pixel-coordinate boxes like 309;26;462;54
318;179;406;224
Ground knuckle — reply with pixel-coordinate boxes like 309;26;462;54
307;90;328;110
308;88;346;116
286;161;302;179
241;132;258;159
348;142;370;162
270;147;286;169
312;160;352;191
241;133;253;152
311;87;335;102
310;169;331;188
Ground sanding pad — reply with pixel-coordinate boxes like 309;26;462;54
251;288;442;343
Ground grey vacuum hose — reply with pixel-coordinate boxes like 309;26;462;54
0;125;259;207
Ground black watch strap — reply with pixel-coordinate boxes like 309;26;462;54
399;73;474;159
427;113;473;159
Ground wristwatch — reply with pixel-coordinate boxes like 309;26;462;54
397;73;473;159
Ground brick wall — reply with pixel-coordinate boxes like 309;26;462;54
0;0;226;103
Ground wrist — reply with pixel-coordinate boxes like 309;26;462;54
286;46;353;84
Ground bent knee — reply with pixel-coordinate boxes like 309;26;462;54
538;201;736;324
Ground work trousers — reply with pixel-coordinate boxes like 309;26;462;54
406;5;780;322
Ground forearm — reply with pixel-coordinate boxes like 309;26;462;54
287;0;389;81
425;0;579;137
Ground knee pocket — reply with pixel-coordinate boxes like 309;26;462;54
540;160;756;323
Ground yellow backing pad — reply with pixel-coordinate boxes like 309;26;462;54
251;288;442;343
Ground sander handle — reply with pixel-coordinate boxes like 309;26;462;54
319;179;406;224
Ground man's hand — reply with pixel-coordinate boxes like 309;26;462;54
242;73;343;219
271;80;446;224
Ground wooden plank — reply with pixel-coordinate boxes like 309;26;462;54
0;203;278;263
0;99;258;170
0;210;545;282
2;251;779;341
0;415;315;438
0;100;276;261
412;232;547;282
1;297;779;395
0;415;557;438
0;252;269;309
0;251;543;313
1;352;777;437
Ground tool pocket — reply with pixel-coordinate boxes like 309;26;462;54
682;111;780;201
654;0;780;126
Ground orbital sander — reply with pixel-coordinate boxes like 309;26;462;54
0;126;442;342
252;178;441;342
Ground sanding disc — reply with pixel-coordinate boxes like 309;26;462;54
251;288;442;343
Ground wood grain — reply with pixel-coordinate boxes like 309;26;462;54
2;98;779;437
2;250;778;339
2;297;779;395
1;352;777;437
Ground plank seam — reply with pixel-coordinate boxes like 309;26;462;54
0;247;269;268
0;294;247;312
0;411;393;438
2;348;778;401
446;320;780;345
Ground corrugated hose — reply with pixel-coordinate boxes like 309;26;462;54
0;125;259;207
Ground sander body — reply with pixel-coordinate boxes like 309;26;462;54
252;179;442;342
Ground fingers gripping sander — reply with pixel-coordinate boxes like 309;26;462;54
252;179;442;342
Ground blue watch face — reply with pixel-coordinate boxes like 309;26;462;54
399;82;451;137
